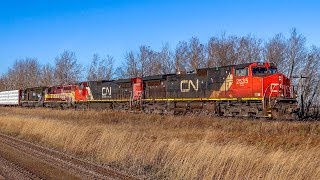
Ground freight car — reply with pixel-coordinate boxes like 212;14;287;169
0;90;20;106
0;62;298;120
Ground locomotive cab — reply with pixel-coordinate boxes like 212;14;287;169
232;62;293;99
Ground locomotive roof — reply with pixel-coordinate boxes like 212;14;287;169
87;80;114;83
195;62;262;72
23;86;47;90
113;78;132;83
142;74;175;81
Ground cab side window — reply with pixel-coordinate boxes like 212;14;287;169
235;68;248;76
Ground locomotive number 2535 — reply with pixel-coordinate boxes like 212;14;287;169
236;78;249;86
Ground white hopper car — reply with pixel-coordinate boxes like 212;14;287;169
0;90;20;106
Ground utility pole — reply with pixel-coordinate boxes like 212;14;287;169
293;75;309;119
299;75;304;118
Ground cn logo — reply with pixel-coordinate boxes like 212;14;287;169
180;79;199;92
102;87;112;98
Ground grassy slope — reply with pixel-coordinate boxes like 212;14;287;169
0;107;319;179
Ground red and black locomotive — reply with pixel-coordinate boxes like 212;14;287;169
14;62;298;119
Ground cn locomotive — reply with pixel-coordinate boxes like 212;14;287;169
0;62;298;119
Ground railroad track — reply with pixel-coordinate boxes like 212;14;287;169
0;133;135;180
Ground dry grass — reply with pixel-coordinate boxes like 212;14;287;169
0;107;319;179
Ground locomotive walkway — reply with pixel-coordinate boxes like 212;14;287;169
0;133;135;180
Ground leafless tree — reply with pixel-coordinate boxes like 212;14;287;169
0;58;41;90
207;34;238;67
300;46;320;115
148;51;162;76
54;50;82;85
264;33;287;73
0;74;8;91
137;45;152;77
87;53;115;81
159;43;174;74
119;44;174;78
40;63;54;87
236;35;262;64
87;54;99;81
188;37;206;70
119;51;139;78
24;58;41;88
175;41;189;73
99;55;114;80
286;28;307;80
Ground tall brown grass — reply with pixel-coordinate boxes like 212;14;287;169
0;107;319;179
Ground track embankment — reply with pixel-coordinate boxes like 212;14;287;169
0;133;134;180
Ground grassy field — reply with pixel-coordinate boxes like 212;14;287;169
0;107;319;179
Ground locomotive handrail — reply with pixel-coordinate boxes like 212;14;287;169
129;91;133;109
262;83;280;110
269;84;280;106
262;84;271;110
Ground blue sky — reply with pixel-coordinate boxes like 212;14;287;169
0;0;319;74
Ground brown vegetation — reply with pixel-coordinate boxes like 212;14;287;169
0;107;319;179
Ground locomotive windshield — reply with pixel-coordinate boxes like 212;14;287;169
252;67;278;75
252;67;267;75
269;68;277;74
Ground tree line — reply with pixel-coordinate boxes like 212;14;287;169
0;28;319;113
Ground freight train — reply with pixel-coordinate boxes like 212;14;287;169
0;62;298;119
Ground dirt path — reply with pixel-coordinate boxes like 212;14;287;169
0;133;134;180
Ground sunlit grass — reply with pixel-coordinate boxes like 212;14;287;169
0;107;319;179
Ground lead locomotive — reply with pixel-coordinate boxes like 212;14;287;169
1;62;298;119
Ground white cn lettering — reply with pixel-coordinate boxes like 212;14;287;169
180;79;199;92
102;87;112;98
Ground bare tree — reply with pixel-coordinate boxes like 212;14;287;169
188;37;206;70
87;54;115;81
119;44;173;78
300;46;320;115
40;63;54;87
0;74;8;91
120;51;139;78
0;58;41;90
175;41;189;73
286;28;307;80
137;45;153;77
98;55;114;80
25;58;41;88
87;54;99;81
264;33;287;73
159;43;174;74
207;34;238;67
54;50;82;85
236;35;262;64
148;51;162;76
